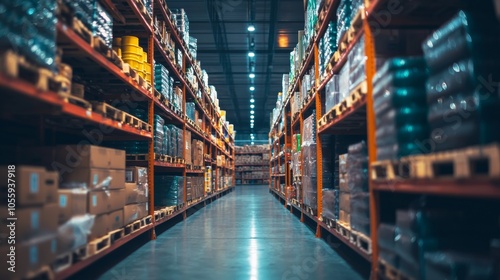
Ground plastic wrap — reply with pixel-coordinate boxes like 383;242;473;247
378;223;397;251
154;115;164;155
325;75;340;112
339;191;350;212
186;102;196;121
162;126;170;155
93;1;113;48
347;141;368;193
155;64;171;99
57;214;94;254
154;175;182;206
350;192;370;235
424;251;495;280
322;189;339;220
302;144;317;178
1;0;57;70
302;112;317;147
339;61;350;101
292;152;302;176
123;203;148;224
422;10;500;73
336;0;351;47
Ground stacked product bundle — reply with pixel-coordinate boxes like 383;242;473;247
154;175;185;206
185;131;192;165
373;57;429;160
347;141;370;236
162;125;170;156
124;167;149;225
291;133;302;200
349;0;364;24
192;139;204;167
154;115;164;155
189;36;197;60
172;8;190;45
302;111;317;210
154;63;173;101
173;86;184;113
304;0;319;43
186;102;196;121
92;1;113;48
319;21;338;76
390;198;497;279
336;0;351;47
338;58;350;104
186;176;204;201
300;70;314;104
348;35;366;92
205;166;212;193
0;0;57;70
338;153;349;226
422;10;500;152
325;75;340;114
166;125;184;159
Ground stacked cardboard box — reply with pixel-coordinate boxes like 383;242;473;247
347;141;370;236
192;140;204;167
124;167;149;225
338;153;350;227
185;130;192;165
0;166;59;278
186;176;204;201
55;146;126;241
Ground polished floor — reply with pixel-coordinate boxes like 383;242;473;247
98;185;366;280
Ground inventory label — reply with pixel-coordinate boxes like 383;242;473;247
6;165;16;273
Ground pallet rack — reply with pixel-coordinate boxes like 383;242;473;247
0;1;235;279
235;147;270;185
269;0;498;279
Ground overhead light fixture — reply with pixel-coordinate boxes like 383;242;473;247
250;119;254;123
250;98;255;103
248;51;255;58
250;110;255;114
278;33;289;48
251;141;254;145
249;73;255;79
250;104;255;108
247;24;255;32
250;115;254;119
250;86;255;91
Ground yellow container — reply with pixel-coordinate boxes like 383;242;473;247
143;51;148;63
122;45;143;55
113;37;122;47
122;53;142;62
124;59;143;72
144;62;151;74
146;73;151;84
122;36;139;46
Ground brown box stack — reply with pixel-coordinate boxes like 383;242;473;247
185;130;192;165
0;166;59;278
192;140;204;167
124;167;149;225
338;153;350;227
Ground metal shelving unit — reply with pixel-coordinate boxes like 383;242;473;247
0;1;235;279
235;146;270;185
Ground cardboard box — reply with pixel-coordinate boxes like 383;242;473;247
185;131;192;165
87;189;125;215
0;204;58;241
60;168;125;190
125;167;147;186
123;203;148;225
57;215;94;255
108;209;124;231
0;166;47;206
339;192;351;213
125;182;148;204
89;214;108;240
53;145;125;169
58;189;88;224
339;210;351;227
45;171;59;204
0;234;57;280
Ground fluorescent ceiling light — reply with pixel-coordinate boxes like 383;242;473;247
250;98;255;103
250;104;255;108
251;141;254;145
249;73;255;79
250;119;254;123
248;51;255;57
247;25;255;32
250;110;254;114
250;86;255;91
250;115;254;119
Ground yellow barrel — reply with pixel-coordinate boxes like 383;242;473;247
121;36;139;46
143;51;148;63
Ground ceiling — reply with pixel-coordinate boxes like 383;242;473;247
167;0;305;142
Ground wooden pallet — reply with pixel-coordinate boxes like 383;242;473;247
371;160;402;180
0;50;60;92
130;68;140;84
304;205;317;217
61;94;92;110
350;230;372;255
322;216;336;229
71;18;93;46
400;143;500;179
336;222;351;240
72;246;89;262
164;206;175;216
379;260;415;280
53;252;73;273
124;219;142;236
122;63;131;76
93;36;110;56
106;49;123;69
91;102;125;123
87;234;111;256
126;154;148;161
141;215;153;228
109;228;125;244
155;209;166;221
24;265;54;280
349;81;367;105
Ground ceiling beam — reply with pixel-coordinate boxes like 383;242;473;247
207;0;241;123
262;0;279;123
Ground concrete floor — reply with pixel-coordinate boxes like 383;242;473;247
98;185;366;280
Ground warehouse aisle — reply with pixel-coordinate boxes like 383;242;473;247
98;185;366;280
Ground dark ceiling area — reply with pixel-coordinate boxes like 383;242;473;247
167;0;304;143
